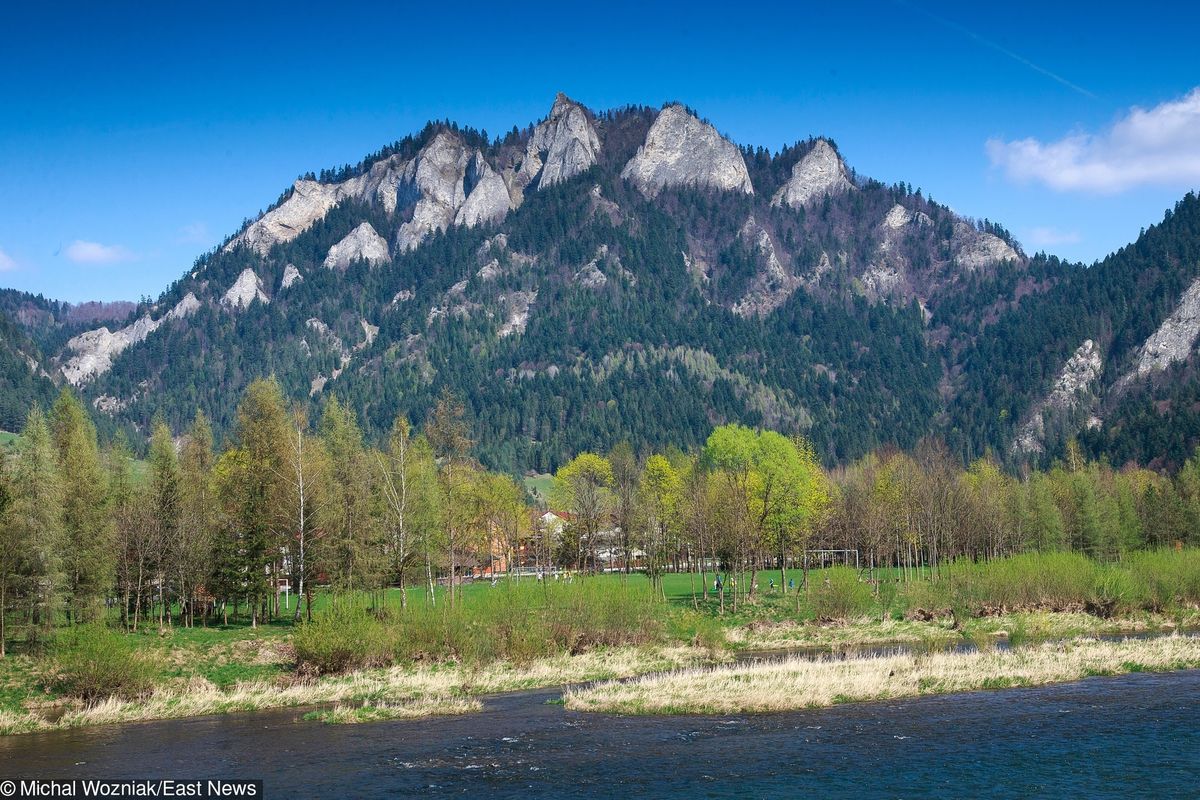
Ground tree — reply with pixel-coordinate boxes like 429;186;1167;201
4;408;64;649
425;389;476;603
552;453;613;573
376;416;440;609
148;419;181;630
319;396;379;594
638;454;679;598
609;442;640;575
50;390;113;623
177;411;216;627
277;407;326;621
228;378;289;626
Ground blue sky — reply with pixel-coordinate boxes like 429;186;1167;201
2;0;1198;302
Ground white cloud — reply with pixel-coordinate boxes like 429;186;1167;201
1027;227;1082;247
64;240;135;264
176;222;212;245
0;248;16;272
987;88;1200;193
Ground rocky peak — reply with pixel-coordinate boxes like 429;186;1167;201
455;151;513;228
397;132;513;251
621;105;754;198
771;139;854;209
222;268;269;310
953;228;1020;270
526;93;601;189
280;264;302;289
323;222;390;270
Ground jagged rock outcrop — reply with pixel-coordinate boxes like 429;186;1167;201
357;319;379;350
61;293;200;385
732;217;800;318
396;133;513;251
455;153;512;228
323;222;390;270
225;154;407;255
858;205;931;302
771;139;854;209
498;290;538;337
952;222;1020;270
280;264;302;289
523;93;601;190
621;105;754;198
1013;339;1103;455
228;129;514;258
221;269;269;310
573;245;616;289
1117;276;1200;388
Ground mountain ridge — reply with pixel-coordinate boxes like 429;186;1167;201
2;94;1198;472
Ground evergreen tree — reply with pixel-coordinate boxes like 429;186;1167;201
49;390;112;623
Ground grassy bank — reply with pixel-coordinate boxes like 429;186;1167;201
563;635;1200;715
0;644;709;735
3;550;1200;732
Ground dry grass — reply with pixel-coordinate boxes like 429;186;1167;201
728;610;1196;652
564;635;1200;715
0;645;709;735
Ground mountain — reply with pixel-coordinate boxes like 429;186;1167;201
6;94;1200;471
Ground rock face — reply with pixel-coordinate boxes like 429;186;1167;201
732;217;800;318
573;245;616;289
455;153;512;228
621;105;754;198
323;222;390;270
771;139;854;209
280;264;302;289
525;93;601;189
396;133;514;251
498;290;538;337
1013;339;1103;455
952;222;1020;270
225;154;407;255
227;129;515;258
1119;276;1200;386
221;269;269;310
61;293;200;385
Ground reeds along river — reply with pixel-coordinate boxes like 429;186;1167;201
1;670;1198;798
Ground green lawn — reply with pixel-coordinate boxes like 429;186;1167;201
523;473;555;504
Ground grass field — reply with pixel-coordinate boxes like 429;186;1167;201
522;473;555;504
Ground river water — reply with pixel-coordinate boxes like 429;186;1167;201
1;669;1197;798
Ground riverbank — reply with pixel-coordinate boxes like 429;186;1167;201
563;635;1200;715
0;645;710;735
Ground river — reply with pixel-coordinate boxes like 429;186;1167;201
1;669;1197;798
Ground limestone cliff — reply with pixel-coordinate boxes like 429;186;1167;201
771;140;854;209
621;105;753;198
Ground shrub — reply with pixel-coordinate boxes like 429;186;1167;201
808;567;874;621
1126;549;1200;611
48;625;155;702
292;600;395;675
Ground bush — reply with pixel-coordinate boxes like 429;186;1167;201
292;600;395;675
946;552;1098;613
48;625;155;702
1126;549;1200;611
297;581;666;674
808;567;874;621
